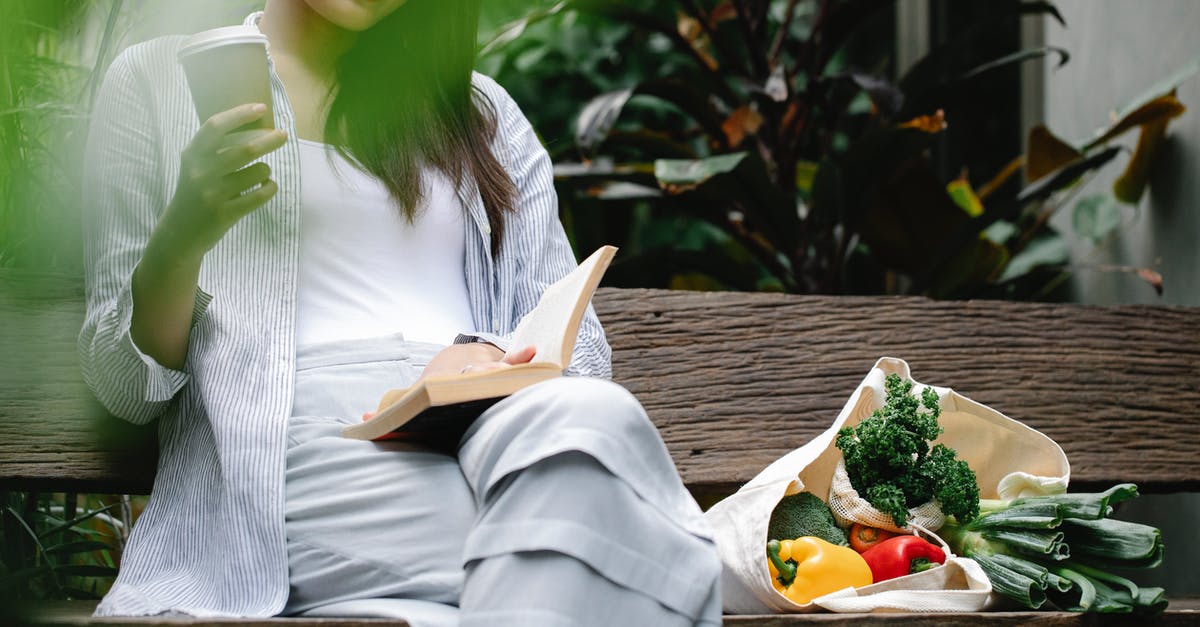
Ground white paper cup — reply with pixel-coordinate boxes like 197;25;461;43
178;25;274;132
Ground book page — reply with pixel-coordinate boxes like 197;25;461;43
506;246;616;367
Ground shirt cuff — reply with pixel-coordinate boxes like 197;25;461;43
120;284;214;403
453;332;512;355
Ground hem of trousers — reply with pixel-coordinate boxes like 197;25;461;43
462;518;717;620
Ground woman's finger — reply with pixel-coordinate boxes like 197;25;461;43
502;345;537;365
220;178;278;223
217;162;272;200
213;129;288;173
191;103;270;154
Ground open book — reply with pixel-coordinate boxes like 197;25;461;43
341;245;617;444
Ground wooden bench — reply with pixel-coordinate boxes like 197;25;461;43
3;269;1198;625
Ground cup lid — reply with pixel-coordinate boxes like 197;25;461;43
178;25;268;58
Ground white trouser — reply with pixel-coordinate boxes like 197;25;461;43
283;334;721;626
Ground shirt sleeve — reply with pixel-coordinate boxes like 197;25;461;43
467;76;613;379
77;47;212;425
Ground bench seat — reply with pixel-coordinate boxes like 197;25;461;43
2;271;1198;624
20;598;1200;625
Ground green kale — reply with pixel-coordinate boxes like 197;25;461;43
767;491;849;546
835;373;979;527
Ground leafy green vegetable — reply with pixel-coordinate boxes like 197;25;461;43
767;492;849;546
940;485;1167;613
835;373;980;527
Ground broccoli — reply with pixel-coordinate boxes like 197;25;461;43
835;373;980;527
768;491;849;546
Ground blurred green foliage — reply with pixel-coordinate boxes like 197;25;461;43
478;0;1188;298
0;492;130;601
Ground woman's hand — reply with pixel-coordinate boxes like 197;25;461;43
130;103;286;370
419;343;536;382
156;103;288;257
360;344;536;421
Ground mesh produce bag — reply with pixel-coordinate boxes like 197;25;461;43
704;357;1070;614
827;458;946;533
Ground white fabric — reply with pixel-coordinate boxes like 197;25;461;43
295;139;474;347
281;334;721;626
704;356;1070;614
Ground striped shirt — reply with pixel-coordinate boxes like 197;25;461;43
79;13;610;617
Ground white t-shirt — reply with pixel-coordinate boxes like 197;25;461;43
294;138;475;348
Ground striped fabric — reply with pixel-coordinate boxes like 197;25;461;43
79;12;610;617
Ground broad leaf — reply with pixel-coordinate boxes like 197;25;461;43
816;127;939;231
1081;56;1199;150
946;176;984;217
1026;125;1082;182
721;106;764;147
479;1;570;57
857;157;972;276
854;74;904;117
1081;93;1187;152
655;153;748;190
1016;146;1122;207
582;181;662;200
575;88;635;155
898;109;947;134
1000;234;1070;282
1072;195;1122;243
1113;118;1169;205
677;13;718;71
929;236;1010;298
574;79;725;155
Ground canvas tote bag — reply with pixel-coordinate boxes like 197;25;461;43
705;357;1070;614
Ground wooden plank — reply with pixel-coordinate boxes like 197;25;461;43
2;273;1198;495
594;289;1200;495
18;599;1200;626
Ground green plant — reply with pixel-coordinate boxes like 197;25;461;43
481;1;1190;298
0;492;127;601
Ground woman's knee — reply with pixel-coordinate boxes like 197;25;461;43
518;377;652;434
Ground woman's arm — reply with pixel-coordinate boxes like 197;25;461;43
79;45;283;423
131;105;285;369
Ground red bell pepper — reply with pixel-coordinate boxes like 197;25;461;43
859;535;946;582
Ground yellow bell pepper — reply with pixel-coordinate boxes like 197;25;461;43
767;536;874;604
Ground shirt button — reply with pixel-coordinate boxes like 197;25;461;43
482;223;492;235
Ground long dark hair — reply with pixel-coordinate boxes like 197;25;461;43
325;0;516;253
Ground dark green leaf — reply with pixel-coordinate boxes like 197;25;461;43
1072;195;1122;243
1016;147;1122;206
479;1;570;57
574;79;726;155
35;502;117;541
51;564;118;578
959;46;1070;81
654;153;747;187
999;234;1070;283
44;540;112;556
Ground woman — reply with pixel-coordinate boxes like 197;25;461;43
79;0;721;625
